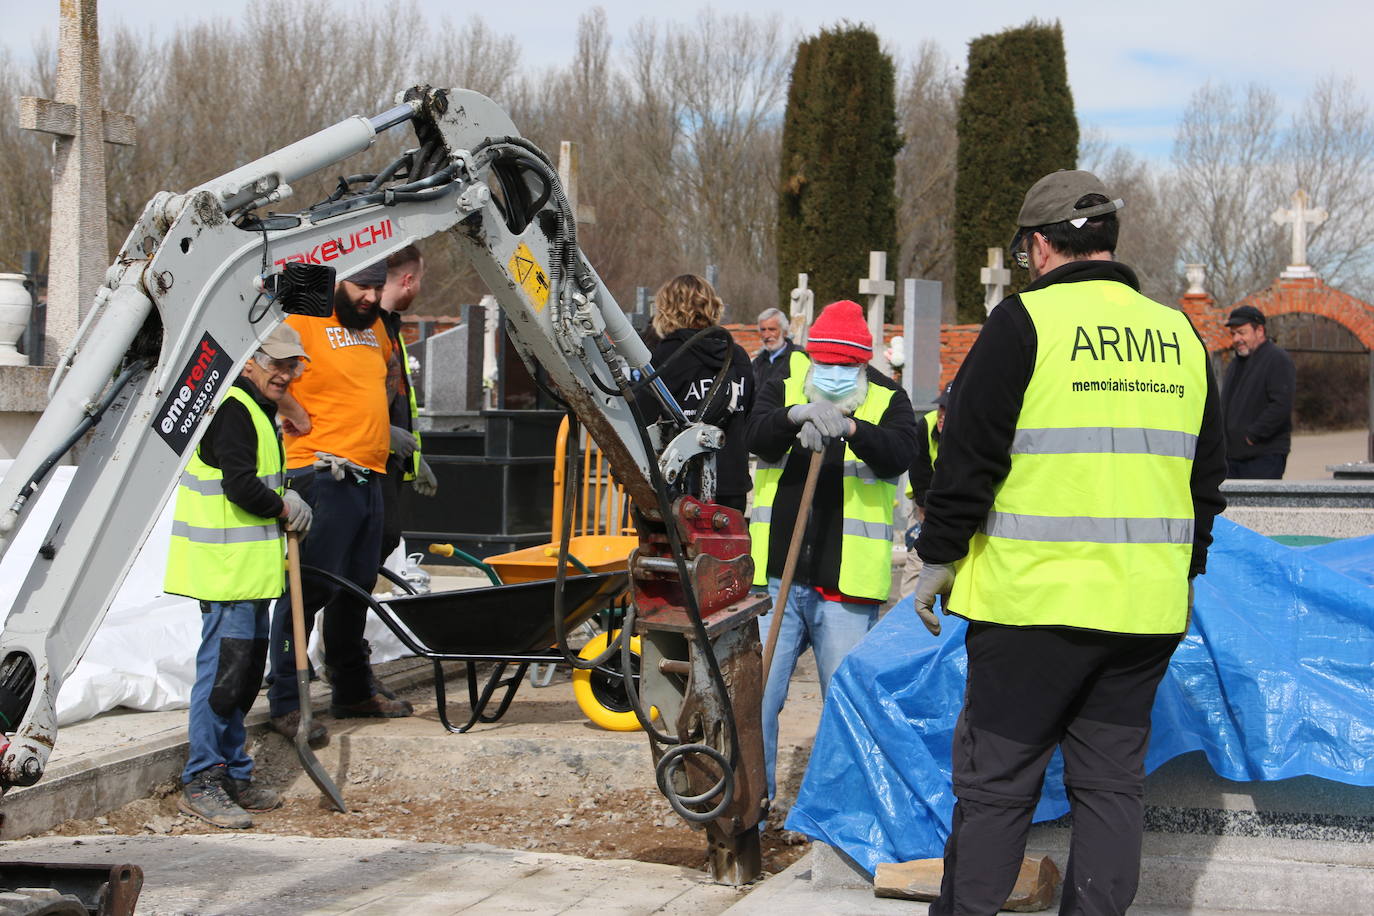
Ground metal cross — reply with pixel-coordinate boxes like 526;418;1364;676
979;248;1011;314
19;0;136;363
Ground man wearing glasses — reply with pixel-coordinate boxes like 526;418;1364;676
165;323;314;828
912;170;1227;914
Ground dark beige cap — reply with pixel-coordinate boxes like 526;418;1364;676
1010;170;1124;250
260;322;309;360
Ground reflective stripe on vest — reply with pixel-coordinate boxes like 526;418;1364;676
906;408;940;499
398;333;422;480
164;386;286;601
749;354;899;601
948;280;1207;635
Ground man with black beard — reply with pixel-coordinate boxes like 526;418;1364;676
266;261;414;745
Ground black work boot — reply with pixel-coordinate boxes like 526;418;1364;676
179;768;252;829
268;709;329;746
223;775;282;813
330;692;414;718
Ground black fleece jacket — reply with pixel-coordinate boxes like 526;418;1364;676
745;361;918;593
1221;339;1295;460
915;259;1227;578
195;377;286;520
637;327;756;499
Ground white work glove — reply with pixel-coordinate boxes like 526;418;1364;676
788;401;849;452
390;425;419;464
281;489;313;535
913;562;955;636
313;452;370;482
413;457;439;497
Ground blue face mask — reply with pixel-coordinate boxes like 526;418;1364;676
812;363;863;397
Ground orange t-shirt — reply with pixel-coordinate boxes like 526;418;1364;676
284;313;393;472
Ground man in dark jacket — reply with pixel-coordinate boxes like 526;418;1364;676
751;307;800;392
746;299;918;800
1221;304;1295;479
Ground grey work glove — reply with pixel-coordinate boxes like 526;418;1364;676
413;457;439;497
912;561;955;636
281;489;313;535
390;425;419;464
788;401;849;452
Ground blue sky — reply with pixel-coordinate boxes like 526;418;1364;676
3;0;1366;163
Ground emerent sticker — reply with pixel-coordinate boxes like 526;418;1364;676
153;333;234;455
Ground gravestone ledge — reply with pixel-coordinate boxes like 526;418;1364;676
0;365;54;412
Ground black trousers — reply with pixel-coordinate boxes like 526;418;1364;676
1227;452;1286;479
379;455;408;564
267;467;384;715
930;622;1180;916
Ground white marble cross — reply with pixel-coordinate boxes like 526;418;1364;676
789;272;814;344
1272;189;1327;278
19;0;136;363
858;251;895;369
980;248;1011;314
557;140;597;226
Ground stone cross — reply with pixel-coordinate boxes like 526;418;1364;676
20;0;136;364
557;141;596;225
1272;189;1327;278
979;248;1011;314
788;272;814;344
858;251;895;370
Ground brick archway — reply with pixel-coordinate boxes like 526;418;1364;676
1182;276;1374;354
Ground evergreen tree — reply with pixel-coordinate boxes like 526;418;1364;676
778;24;900;314
954;20;1078;322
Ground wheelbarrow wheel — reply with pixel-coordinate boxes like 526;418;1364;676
573;631;658;731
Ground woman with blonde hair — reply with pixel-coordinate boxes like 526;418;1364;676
638;274;755;513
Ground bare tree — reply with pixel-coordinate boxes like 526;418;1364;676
1283;75;1374;299
894;41;959;320
1079;134;1182;304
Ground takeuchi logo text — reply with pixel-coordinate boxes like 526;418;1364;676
272;219;394;269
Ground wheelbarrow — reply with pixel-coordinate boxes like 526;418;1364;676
301;563;632;734
422;539;649;730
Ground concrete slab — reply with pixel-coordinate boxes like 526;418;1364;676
0;834;744;915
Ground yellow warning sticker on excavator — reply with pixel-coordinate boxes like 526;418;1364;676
509;242;551;311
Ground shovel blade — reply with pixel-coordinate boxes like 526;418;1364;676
295;672;347;812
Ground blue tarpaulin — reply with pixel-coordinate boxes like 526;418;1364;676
784;518;1374;875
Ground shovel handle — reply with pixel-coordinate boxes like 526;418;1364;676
286;530;310;672
761;448;824;682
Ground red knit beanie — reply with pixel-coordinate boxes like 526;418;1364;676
806;300;872;365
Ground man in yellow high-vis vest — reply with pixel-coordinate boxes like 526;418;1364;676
165;323;313;829
900;381;951;597
913;171;1227;915
746;299;919;804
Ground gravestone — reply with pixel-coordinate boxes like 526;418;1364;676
904;278;942;410
1272;189;1327;279
421;302;487;422
19;0;136;363
858;251;895;371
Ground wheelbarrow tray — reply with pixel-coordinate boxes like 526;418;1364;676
380;571;628;657
484;535;639;584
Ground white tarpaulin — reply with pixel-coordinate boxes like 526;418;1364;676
0;461;412;726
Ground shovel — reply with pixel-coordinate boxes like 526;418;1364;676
761;448;824;682
286;529;347;812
